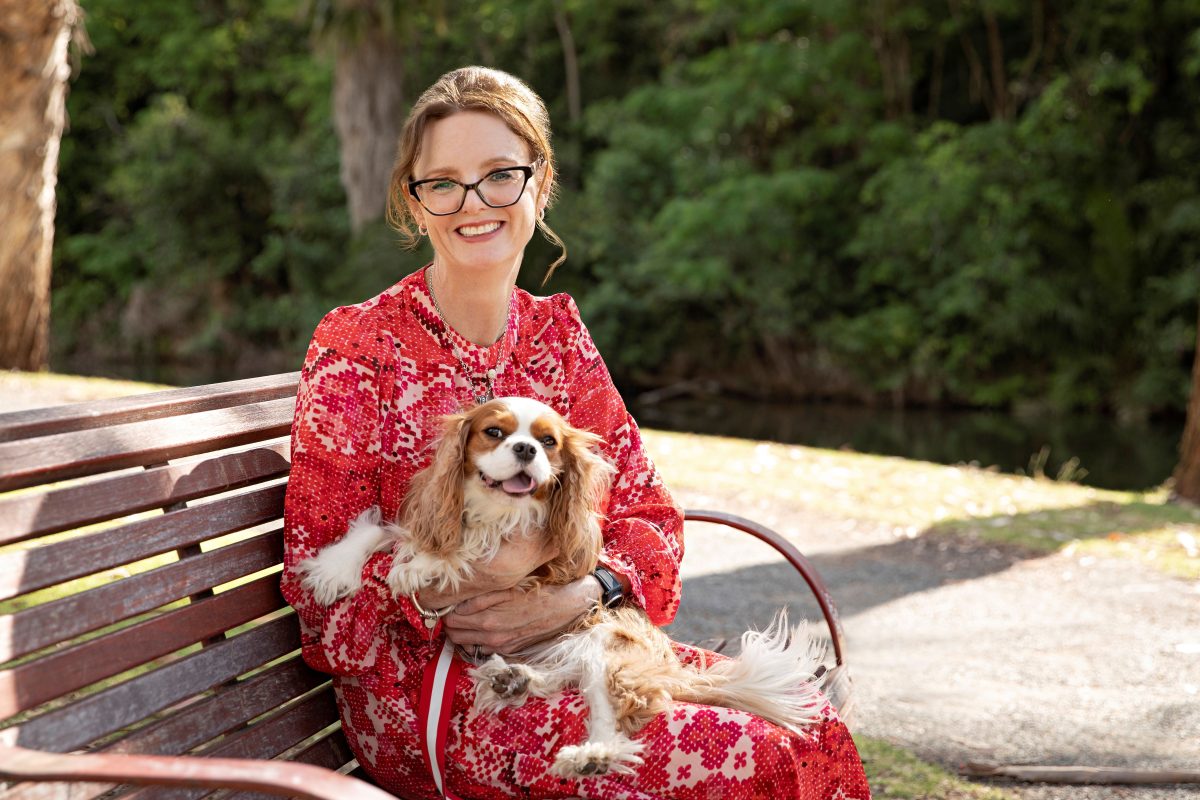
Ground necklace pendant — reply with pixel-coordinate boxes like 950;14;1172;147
423;617;437;630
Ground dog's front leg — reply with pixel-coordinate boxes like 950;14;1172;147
386;549;472;596
298;510;389;605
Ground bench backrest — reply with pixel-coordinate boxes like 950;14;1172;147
0;373;359;799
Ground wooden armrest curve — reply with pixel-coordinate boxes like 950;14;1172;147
0;745;393;800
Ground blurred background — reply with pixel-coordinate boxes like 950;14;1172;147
4;0;1199;491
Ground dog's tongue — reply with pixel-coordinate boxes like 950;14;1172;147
501;473;536;494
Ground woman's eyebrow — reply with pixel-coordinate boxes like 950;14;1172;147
418;156;526;178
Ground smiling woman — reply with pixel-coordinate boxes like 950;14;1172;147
278;66;869;800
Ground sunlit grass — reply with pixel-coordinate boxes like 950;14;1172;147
0;370;171;407
856;736;1014;800
644;429;1200;579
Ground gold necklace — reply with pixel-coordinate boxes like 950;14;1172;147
425;267;508;405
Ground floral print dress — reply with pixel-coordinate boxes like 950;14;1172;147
280;267;870;800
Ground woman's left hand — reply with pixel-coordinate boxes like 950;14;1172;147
442;576;600;655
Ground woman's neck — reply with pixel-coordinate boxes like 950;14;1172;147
427;261;518;346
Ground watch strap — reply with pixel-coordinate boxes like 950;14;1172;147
591;565;624;608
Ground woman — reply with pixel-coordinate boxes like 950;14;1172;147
281;66;869;800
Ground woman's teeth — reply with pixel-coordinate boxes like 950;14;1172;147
458;221;501;237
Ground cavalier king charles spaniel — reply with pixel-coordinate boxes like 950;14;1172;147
298;396;825;778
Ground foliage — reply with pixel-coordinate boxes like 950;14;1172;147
53;0;1200;415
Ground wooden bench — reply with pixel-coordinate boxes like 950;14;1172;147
0;373;851;799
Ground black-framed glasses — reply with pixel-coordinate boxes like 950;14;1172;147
408;161;541;216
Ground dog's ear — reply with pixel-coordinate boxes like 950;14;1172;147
403;411;471;557
542;426;616;583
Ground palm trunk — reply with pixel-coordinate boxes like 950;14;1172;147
1173;309;1200;502
0;0;81;370
332;28;405;232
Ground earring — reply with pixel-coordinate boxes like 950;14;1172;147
418;223;428;236
537;209;545;222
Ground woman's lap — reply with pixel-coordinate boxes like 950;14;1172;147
447;671;869;800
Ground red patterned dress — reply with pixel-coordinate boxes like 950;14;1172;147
281;266;870;800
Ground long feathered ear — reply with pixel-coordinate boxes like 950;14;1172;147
542;425;616;584
402;411;471;557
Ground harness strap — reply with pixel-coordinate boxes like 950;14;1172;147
418;639;465;799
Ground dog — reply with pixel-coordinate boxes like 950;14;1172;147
298;396;826;778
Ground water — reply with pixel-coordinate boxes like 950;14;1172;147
629;396;1182;492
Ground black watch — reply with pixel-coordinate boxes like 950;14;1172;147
591;565;624;609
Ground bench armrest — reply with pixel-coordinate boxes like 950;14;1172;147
0;745;394;800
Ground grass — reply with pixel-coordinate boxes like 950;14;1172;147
856;736;1014;800
643;429;1200;579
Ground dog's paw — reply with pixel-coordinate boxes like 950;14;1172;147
385;559;424;597
297;555;361;606
551;738;644;778
473;656;537;711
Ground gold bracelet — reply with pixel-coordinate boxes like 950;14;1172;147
410;592;454;630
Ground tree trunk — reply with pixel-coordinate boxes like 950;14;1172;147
0;0;81;371
1172;310;1200;502
332;28;405;232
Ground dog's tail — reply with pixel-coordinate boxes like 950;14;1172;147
682;611;827;733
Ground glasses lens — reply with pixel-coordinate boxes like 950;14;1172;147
417;180;466;215
477;168;529;208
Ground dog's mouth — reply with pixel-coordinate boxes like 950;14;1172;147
480;471;539;496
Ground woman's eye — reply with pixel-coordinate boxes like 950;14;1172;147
487;169;518;183
429;180;459;194
485;427;503;439
540;435;557;448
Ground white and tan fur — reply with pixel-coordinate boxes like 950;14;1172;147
298;397;825;778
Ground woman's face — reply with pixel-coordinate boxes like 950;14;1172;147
408;111;547;279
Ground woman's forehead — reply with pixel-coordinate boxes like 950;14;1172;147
416;111;531;176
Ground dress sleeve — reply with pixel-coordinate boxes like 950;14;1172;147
280;307;431;677
556;296;684;626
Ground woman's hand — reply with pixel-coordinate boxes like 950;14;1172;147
442;577;601;655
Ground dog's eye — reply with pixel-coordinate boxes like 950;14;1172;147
540;435;557;448
484;427;503;439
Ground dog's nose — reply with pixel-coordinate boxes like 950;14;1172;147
512;441;537;462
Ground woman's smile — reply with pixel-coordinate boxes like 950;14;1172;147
457;220;504;239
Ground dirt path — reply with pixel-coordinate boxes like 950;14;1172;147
665;486;1200;800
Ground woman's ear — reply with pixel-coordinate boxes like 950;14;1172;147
403;412;470;556
406;187;428;233
535;161;554;217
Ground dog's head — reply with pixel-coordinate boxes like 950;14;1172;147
404;397;614;582
462;396;575;503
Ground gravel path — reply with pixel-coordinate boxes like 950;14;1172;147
665;487;1200;799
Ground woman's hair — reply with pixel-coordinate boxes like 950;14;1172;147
387;66;566;282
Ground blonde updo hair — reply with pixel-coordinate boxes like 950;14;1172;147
387;66;566;282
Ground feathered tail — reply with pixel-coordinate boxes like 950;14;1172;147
683;611;827;733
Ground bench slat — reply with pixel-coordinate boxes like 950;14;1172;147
0;374;299;443
220;735;357;800
103;658;326;759
0;484;286;602
120;689;341;800
6;615;300;753
0;576;283;719
0;441;291;546
13;660;331;800
0;398;296;493
1;530;282;662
